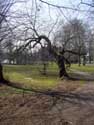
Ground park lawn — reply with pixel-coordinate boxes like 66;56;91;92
1;63;94;96
2;63;94;90
3;64;59;89
71;64;94;73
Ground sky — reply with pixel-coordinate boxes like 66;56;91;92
9;0;94;38
11;0;92;23
40;0;91;19
6;0;94;49
37;0;93;29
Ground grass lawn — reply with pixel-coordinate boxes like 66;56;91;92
2;63;94;90
0;63;93;97
3;63;59;89
71;64;94;73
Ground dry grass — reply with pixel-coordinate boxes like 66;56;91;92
55;80;84;92
1;81;94;125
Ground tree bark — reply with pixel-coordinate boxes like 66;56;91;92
78;54;81;66
89;55;92;64
0;63;4;82
43;62;47;75
57;55;69;78
83;55;86;66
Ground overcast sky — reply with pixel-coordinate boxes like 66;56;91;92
42;0;91;19
10;0;93;37
12;0;92;22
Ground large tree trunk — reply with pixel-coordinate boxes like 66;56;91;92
83;55;86;66
57;55;69;78
0;63;4;82
78;54;81;66
78;47;81;66
89;55;92;64
42;62;48;75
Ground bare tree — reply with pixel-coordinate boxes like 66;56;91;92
1;0;91;80
0;0;24;81
0;0;13;81
11;0;88;79
86;30;94;64
54;18;87;66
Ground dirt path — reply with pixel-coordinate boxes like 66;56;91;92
70;69;94;81
58;82;94;125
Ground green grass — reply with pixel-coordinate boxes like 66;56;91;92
71;64;94;73
3;63;59;89
3;63;94;90
1;63;94;97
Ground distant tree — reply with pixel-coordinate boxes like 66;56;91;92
54;19;87;66
86;31;94;63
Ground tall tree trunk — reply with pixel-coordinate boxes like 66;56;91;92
42;62;47;75
0;63;4;82
83;55;86;66
89;55;92;64
57;55;69;78
78;47;81;66
78;54;81;66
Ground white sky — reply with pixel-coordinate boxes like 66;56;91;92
11;0;92;19
9;0;94;38
11;0;93;22
7;0;94;49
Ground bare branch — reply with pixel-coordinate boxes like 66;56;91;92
81;0;94;7
48;17;59;37
39;0;86;11
15;38;38;52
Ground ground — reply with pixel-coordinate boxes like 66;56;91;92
0;80;94;125
0;64;94;125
